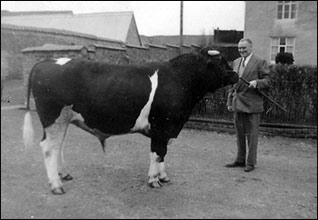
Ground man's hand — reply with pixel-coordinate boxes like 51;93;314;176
249;80;257;88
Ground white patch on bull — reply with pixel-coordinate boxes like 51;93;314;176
40;105;82;192
158;162;167;179
207;50;220;56
131;70;158;132
55;58;71;65
148;152;160;183
148;152;169;185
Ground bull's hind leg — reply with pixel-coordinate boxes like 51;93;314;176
41;128;68;194
148;136;170;188
57;134;73;182
40;105;77;194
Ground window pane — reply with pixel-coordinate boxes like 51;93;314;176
284;4;290;11
284;5;290;18
284;12;289;19
271;46;278;61
286;46;293;53
286;38;294;45
291;4;297;18
271;54;276;61
277;4;283;19
291;11;296;18
272;46;279;53
279;47;285;53
280;37;286;45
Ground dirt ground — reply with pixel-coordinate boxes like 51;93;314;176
1;107;317;219
1;80;317;219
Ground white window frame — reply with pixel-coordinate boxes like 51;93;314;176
277;1;298;20
270;37;295;63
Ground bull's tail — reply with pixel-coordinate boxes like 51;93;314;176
22;67;35;149
23;111;34;148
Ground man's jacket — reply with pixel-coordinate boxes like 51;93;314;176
227;54;271;113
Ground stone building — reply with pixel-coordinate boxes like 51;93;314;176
244;1;317;65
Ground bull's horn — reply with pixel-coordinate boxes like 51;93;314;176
208;50;220;56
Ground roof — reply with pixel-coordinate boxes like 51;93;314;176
1;11;138;44
1;23;124;44
1;10;73;16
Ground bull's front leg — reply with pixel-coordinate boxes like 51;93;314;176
148;137;170;188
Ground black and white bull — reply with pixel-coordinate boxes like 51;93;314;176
22;48;238;194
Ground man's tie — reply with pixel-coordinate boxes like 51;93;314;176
242;57;246;67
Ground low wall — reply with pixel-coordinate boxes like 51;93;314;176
1;24;201;80
185;118;317;139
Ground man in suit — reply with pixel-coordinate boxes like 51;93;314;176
226;38;271;172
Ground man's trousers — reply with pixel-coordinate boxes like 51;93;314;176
234;112;260;166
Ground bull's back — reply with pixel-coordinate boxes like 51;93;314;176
31;59;157;133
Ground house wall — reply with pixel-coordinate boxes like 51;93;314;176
245;1;317;65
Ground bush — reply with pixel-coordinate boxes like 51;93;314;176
275;52;294;65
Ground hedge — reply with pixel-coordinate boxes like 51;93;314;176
192;64;317;126
266;64;317;125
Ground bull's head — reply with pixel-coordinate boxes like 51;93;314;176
200;47;239;90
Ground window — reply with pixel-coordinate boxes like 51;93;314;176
277;1;298;19
270;37;295;62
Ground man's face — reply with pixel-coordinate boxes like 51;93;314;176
238;41;252;58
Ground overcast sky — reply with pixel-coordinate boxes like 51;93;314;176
1;1;245;36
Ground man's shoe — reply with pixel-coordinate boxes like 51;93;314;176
225;161;245;168
244;165;255;172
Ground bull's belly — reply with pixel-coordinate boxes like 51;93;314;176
83;114;146;135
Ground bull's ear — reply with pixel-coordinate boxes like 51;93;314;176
208;50;220;56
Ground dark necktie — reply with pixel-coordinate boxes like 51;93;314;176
242;57;246;67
